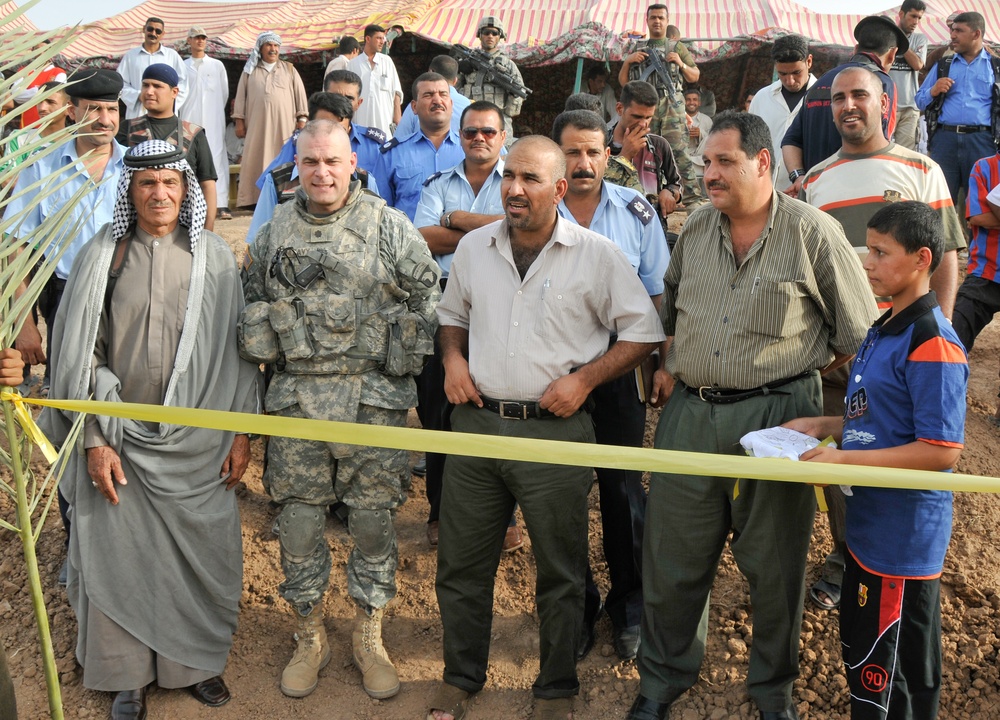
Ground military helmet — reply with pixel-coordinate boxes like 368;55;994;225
477;16;506;39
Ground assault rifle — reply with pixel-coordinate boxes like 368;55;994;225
451;44;532;100
638;41;677;100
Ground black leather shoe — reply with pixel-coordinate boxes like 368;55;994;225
626;694;674;720
189;675;231;707
412;456;427;476
761;705;799;720
613;624;640;661
110;687;147;720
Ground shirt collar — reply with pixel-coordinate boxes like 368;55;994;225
873;292;938;336
62;138;126;172
490;215;580;250
455;157;504;182
715;189;779;245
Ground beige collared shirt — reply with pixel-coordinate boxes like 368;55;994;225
662;191;878;390
438;217;665;401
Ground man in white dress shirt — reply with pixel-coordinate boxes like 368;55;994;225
116;16;188;119
348;24;402;137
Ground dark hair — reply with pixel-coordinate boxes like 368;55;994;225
145;17;164;27
867;201;944;272
429;55;460;82
460;100;504;130
709;111;773;158
666;24;681;39
337;36;360;55
411;72;447;100
855;19;899;54
564;92;603;113
646;4;668;16
551;109;608;146
324;69;362;95
40;80;64;93
308;91;354;122
683;86;702;99
953;12;985;35
900;0;926;13
620;80;658;109
772;34;809;63
364;24;385;39
584;64;608;81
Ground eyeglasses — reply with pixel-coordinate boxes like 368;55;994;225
480;29;500;37
462;126;499;139
145;26;163;35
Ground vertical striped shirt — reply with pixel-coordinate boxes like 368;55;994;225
662;191;879;390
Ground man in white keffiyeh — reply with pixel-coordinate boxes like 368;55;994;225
40;139;260;719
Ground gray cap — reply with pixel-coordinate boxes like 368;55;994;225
188;26;208;38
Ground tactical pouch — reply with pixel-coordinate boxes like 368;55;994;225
238;301;281;364
269;297;314;361
384;313;434;376
315;294;358;354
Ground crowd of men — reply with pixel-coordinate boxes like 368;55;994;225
1;4;997;720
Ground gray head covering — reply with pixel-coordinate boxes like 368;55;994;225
243;31;282;74
112;139;207;246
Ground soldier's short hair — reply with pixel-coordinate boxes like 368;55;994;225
411;72;447;101
308;91;354;122
551;109;608;146
620;80;659;110
324;69;362;95
953;12;985;35
460;100;504;130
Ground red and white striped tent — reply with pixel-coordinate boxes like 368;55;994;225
4;0;999;65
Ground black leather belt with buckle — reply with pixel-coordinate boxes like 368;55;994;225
479;396;554;420
939;124;991;134
683;370;814;404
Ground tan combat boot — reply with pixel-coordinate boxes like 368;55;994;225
352;606;399;699
280;607;331;697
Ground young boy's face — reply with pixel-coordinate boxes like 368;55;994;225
863;228;929;298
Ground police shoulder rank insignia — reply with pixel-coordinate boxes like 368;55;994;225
627;194;655;225
366;126;387;143
380;137;399;153
423;171;442;187
882;189;903;203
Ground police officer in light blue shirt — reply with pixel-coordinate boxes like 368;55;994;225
552;109;669;664
375;72;465;220
396;55;471;139
412;101;508;542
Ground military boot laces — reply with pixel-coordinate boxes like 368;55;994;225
280;607;331;698
352;606;400;699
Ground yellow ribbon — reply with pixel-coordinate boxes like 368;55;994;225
8;396;999;495
0;390;57;463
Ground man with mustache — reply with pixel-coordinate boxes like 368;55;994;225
552;109;668;664
428;135;663;720
376;72;465;220
413;100;507;548
116;16;188;119
8;69;128;584
799;66;964;614
628;111;877;720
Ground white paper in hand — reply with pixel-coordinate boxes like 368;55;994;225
740;426;826;460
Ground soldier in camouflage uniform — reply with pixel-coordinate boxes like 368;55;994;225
457;17;525;148
240;120;440;701
618;4;704;208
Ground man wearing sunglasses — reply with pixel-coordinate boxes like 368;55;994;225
413;101;507;547
457;17;525;148
116;17;188;119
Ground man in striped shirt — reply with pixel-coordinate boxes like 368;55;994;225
629;111;878;720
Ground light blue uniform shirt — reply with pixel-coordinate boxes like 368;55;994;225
413;158;505;277
396;87;471;138
558;181;669;295
915;48;995;126
7;138;125;279
376;129;465;220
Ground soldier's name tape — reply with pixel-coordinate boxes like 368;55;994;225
5;392;999;495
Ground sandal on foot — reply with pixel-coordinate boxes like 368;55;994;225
809;578;842;610
426;683;472;720
532;696;573;720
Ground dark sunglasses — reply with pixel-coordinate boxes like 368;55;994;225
145;26;163;35
461;126;499;139
480;29;500;37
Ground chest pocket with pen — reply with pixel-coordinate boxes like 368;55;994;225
751;279;809;340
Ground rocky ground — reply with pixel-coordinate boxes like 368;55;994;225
1;211;999;719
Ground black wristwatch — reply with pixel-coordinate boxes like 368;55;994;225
788;168;806;183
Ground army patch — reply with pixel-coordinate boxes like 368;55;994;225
365;126;387;143
380;137;399;153
627;194;656;225
423;171;442;187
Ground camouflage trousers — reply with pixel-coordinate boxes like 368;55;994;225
651;96;704;207
265;403;409;613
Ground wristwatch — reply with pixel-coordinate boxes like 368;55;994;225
788;168;806;183
441;211;455;228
